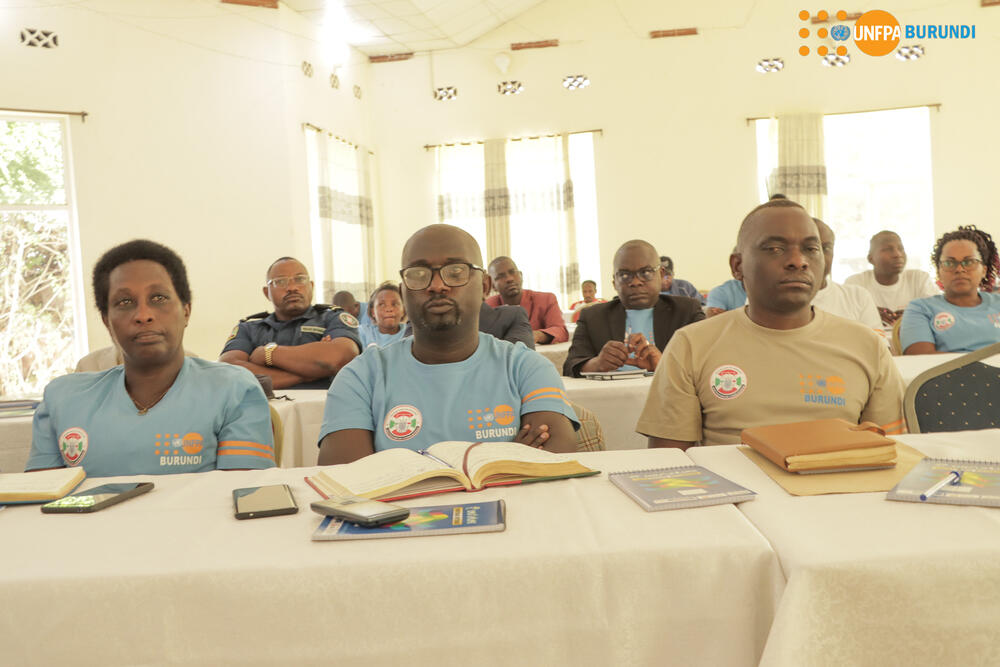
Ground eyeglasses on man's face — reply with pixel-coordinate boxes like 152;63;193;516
267;274;310;289
939;258;983;271
614;267;658;284
399;262;484;290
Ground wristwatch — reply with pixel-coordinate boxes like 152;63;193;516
264;342;278;367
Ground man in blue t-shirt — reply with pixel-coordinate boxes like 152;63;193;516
220;257;361;389
318;224;580;464
564;241;704;377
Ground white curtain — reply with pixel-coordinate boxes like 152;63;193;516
768;114;827;218
506;135;578;307
435;142;487;256
305;128;375;304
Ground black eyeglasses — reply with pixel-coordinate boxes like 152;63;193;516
614;267;658;283
939;258;983;271
399;262;484;290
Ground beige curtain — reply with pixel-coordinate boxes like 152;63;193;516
483;138;510;260
305;127;375;303
768;114;827;218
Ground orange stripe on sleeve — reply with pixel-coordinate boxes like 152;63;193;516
522;387;564;402
882;418;904;433
523;392;568;404
218;448;275;461
218;441;275;460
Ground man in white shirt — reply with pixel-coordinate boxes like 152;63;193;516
844;231;938;332
811;218;883;333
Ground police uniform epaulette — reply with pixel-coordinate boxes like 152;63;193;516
313;304;342;313
239;311;270;322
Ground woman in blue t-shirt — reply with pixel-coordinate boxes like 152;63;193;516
360;282;407;348
900;226;1000;354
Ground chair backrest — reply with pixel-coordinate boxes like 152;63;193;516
903;341;1000;433
569;400;605;451
890;318;903;356
268;404;284;466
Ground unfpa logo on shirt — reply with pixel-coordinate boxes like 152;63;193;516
155;432;204;465
467;404;517;439
799;374;847;407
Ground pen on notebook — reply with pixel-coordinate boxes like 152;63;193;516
418;449;453;468
919;470;962;501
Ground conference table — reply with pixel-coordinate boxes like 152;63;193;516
689;430;1000;666
272;375;654;467
0;447;784;666
893;350;1000;387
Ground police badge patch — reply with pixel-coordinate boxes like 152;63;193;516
59;427;89;466
226;324;239;342
339;312;360;328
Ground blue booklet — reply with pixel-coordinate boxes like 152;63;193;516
887;458;1000;507
609;466;756;511
312;500;506;541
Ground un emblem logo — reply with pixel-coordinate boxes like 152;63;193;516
831;24;850;41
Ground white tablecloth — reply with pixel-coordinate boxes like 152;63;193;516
893;352;1000;388
0;448;783;667
0;415;32;474
536;340;571;372
688;430;1000;667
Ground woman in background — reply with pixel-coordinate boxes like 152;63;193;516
360;282;407;348
900;226;1000;354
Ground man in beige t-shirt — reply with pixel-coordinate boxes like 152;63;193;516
637;200;905;448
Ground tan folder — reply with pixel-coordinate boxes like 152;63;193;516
741;418;897;473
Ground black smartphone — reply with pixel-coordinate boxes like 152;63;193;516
233;484;298;520
310;496;410;527
41;482;154;514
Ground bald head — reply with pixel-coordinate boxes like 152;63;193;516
869;230;901;254
402;224;483;268
614;240;659;270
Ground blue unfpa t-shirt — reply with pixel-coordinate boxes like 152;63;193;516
319;333;580;452
27;358;275;477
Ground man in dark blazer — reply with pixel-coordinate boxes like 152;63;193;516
564;240;704;377
478;302;535;349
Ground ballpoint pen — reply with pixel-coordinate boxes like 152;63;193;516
920;470;962;501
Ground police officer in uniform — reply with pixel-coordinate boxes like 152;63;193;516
219;257;361;389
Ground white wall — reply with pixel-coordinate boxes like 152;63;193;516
368;0;1000;299
0;0;375;358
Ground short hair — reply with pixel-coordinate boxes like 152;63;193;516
488;256;515;272
369;281;401;304
932;225;999;290
736;199;808;251
581;279;597;288
659;256;674;273
332;290;357;308
266;256;303;278
92;239;191;316
868;230;901;253
769;193;788;200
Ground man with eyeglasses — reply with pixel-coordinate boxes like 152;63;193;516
219;257;361;389
486;256;568;345
317;224;579;465
637;200;904;449
563;240;704;377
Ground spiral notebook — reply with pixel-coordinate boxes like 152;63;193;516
887;458;1000;507
609;466;756;511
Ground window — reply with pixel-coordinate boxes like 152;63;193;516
755;108;934;282
0;114;85;398
304;128;376;303
434;132;601;307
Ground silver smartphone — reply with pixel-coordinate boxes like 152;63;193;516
310;496;410;527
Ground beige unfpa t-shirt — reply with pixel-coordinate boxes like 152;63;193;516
636;308;905;446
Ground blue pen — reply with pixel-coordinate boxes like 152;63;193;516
920;470;962;501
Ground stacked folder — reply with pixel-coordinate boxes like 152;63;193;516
741;418;898;474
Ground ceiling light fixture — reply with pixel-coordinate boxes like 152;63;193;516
434;87;457;101
896;45;925;60
498;81;523;96
820;52;850;67
562;75;590;90
755;58;784;73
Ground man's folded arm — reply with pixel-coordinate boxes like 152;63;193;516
318;429;375;465
218;350;308;389
257;338;359;378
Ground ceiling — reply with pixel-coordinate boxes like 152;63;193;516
283;0;548;56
